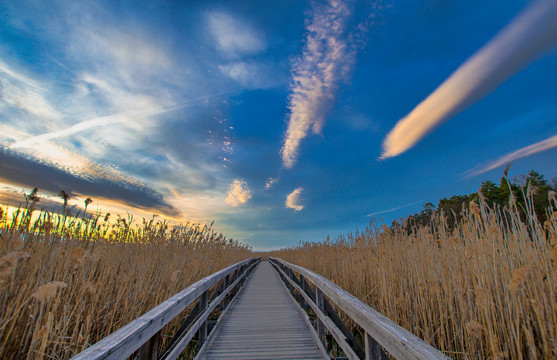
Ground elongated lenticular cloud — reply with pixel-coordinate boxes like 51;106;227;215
281;0;355;168
381;0;557;159
286;187;304;211
466;134;557;178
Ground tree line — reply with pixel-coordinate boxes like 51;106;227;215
394;170;557;231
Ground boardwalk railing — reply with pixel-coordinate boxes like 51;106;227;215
269;258;450;360
72;257;260;360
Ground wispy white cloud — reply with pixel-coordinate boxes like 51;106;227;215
285;187;304;211
0;9;211;220
218;61;283;89
381;0;557;159
0;60;60;121
225;179;252;207
85;30;173;75
208;12;266;58
59;22;182;155
281;0;358;168
264;177;279;190
465;134;557;178
366;200;423;217
1;16;180;149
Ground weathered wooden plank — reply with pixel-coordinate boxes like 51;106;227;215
315;288;327;347
270;258;450;360
285;283;331;360
195;261;260;358
292;268;367;357
271;262;360;360
161;261;259;360
198;261;328;359
71;258;258;360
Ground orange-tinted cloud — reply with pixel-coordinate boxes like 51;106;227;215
285;187;304;211
225;179;252;207
381;0;557;159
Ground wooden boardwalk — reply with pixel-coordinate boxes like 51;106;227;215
197;261;328;360
72;258;450;360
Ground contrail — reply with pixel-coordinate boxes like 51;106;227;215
10;90;240;149
366;200;423;217
11;114;126;149
465;134;557;178
381;0;557;159
10;104;176;149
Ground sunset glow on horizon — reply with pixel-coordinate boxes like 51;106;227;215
2;0;557;250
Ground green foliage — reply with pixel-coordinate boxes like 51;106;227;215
395;169;557;232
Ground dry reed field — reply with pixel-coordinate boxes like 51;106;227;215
269;189;557;359
0;205;252;359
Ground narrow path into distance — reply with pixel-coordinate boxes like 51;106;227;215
199;261;327;360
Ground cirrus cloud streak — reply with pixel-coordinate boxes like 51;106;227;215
465;134;557;178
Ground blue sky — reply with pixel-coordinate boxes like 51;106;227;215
1;0;556;250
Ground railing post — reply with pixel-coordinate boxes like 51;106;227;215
198;290;208;347
301;277;314;301
222;275;230;309
285;268;292;292
139;331;160;360
364;331;388;360
291;272;303;303
229;271;237;298
315;287;327;347
297;274;308;309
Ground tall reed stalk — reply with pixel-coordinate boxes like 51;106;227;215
270;187;557;359
0;205;251;359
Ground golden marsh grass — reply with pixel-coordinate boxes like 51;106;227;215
0;206;252;359
269;191;557;359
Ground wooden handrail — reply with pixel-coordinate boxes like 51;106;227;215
71;258;260;360
160;260;259;360
269;258;450;360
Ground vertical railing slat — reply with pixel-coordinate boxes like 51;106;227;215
365;332;388;360
315;287;327;347
197;291;208;347
139;331;160;360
